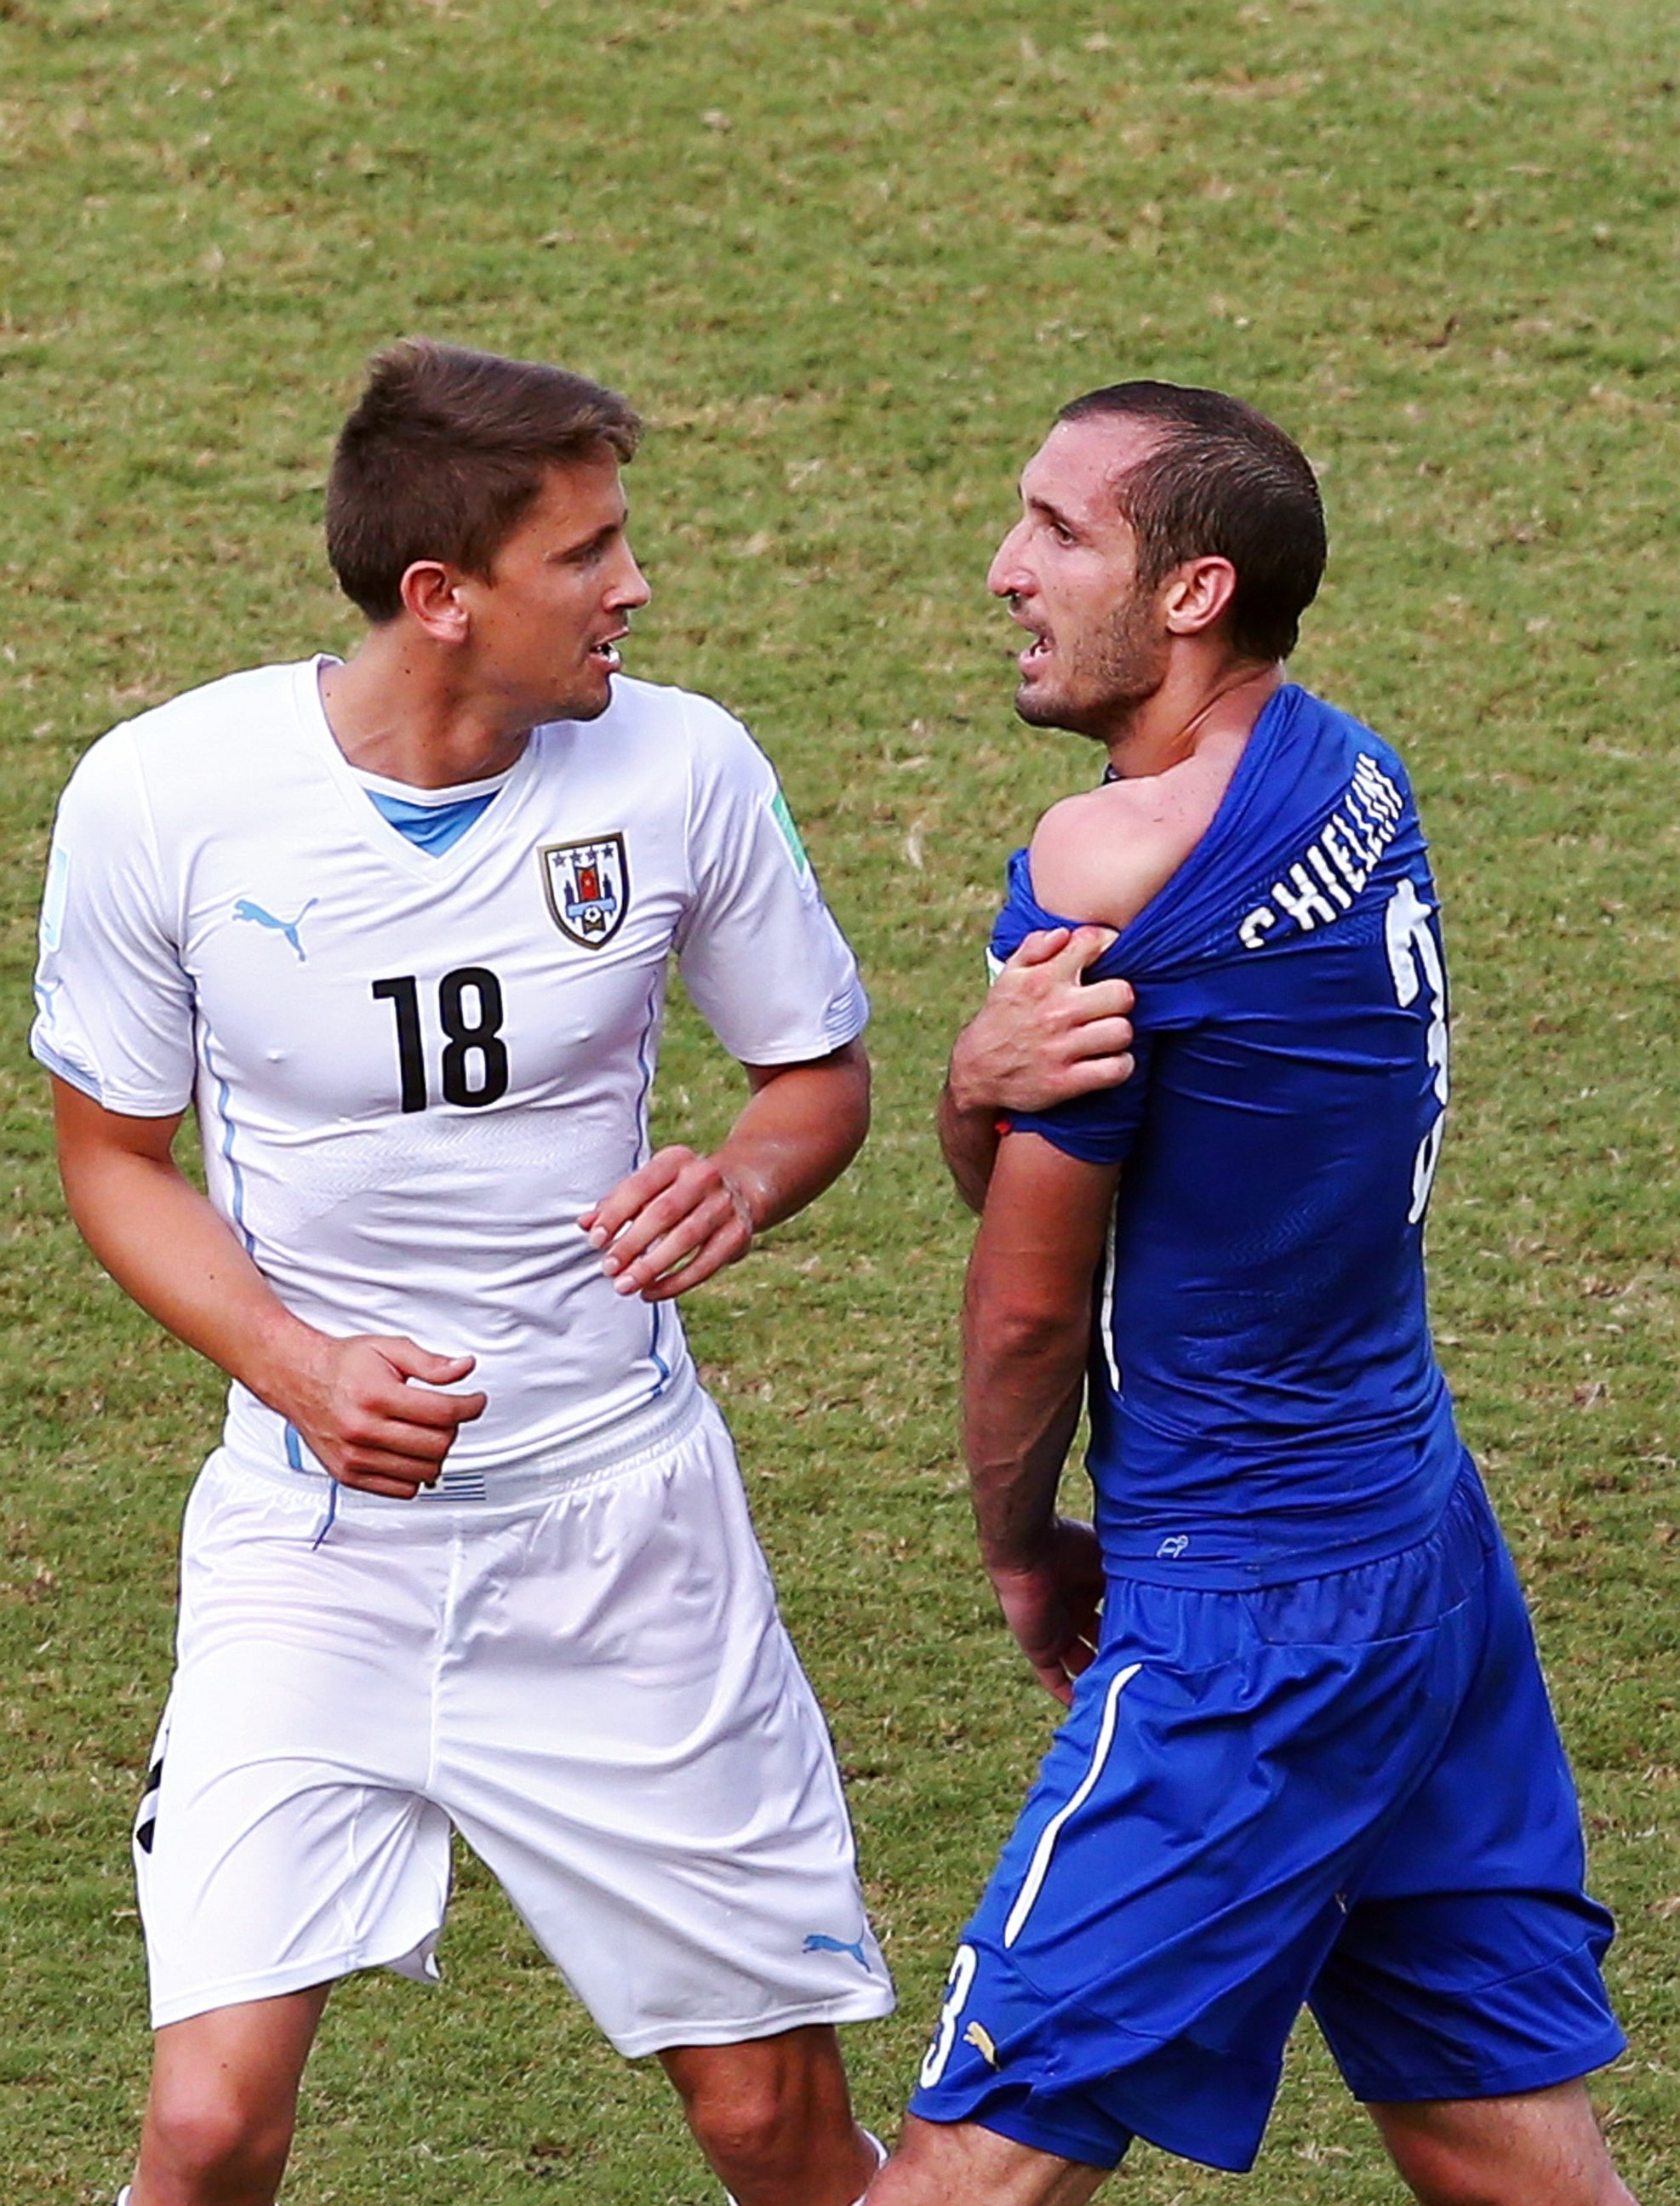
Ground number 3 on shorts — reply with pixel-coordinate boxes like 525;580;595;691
919;1942;979;2088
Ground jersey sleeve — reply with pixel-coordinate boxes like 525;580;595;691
675;698;868;1064
1003;1035;1157;1167
30;727;197;1115
988;845;1155;1166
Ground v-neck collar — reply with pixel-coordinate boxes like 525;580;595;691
291;655;543;881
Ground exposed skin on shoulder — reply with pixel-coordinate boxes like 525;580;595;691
1028;725;1248;934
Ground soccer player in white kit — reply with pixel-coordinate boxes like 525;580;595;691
31;340;893;2206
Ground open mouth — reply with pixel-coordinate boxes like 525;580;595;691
590;635;626;672
1020;632;1053;670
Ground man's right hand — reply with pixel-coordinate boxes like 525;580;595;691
48;1080;487;1500
281;1334;487;1498
948;926;1135;1116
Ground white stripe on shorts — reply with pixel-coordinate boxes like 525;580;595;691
1003;1662;1142;1949
1097;1203;1122;1398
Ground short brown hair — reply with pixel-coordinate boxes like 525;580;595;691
325;340;643;621
1059;381;1326;660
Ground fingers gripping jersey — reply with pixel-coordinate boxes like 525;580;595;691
32;661;867;1481
993;685;1460;1583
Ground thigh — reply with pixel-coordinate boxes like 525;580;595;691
436;1401;894;2056
659;2023;853;2114
140;1454;455;2026
1314;1500;1625;2105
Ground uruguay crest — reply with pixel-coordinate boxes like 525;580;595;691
540;834;629;950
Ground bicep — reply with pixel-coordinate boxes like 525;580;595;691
33;746;197;1113
52;1075;186;1175
741;1036;870;1100
972;1131;1122;1314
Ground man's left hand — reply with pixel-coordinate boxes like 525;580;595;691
582;1146;757;1301
986;1517;1106;1705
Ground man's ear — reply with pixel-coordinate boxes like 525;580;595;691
398;559;471;643
1161;555;1237;637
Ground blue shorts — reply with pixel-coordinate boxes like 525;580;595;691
909;1468;1623;2173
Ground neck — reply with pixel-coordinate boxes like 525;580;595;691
318;626;534;789
1103;655;1283;780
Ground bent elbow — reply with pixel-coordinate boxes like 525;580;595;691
966;1295;1085;1373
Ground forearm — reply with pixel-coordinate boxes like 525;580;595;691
58;1140;323;1409
720;1039;871;1232
957;1129;1117;1698
962;1277;1090;1574
581;1040;871;1300
938;1077;1002;1214
51;1079;483;1492
958;1129;1117;1572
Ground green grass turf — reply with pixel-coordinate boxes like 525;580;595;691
2;0;1676;2197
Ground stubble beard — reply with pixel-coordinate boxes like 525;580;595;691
542;657;617;727
1013;592;1169;744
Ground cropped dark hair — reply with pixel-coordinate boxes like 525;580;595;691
326;340;643;622
1059;381;1326;660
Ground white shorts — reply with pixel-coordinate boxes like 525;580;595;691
135;1374;894;2054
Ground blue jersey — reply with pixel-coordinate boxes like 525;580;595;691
994;684;1462;1585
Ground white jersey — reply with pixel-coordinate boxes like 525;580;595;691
31;658;867;1483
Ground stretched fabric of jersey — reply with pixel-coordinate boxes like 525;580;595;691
992;684;1462;1586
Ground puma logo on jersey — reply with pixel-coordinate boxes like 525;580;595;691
963;2021;1000;2067
803;1930;872;1972
233;897;318;962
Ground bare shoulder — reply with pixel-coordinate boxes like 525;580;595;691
1030;734;1245;932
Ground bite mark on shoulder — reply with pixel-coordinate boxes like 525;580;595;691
1030;752;1237;932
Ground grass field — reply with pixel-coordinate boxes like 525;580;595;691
2;0;1676;2198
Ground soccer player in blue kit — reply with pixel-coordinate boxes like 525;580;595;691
866;386;1638;2206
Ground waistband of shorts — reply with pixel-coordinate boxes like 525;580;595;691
1099;1437;1478;1591
221;1361;709;1509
